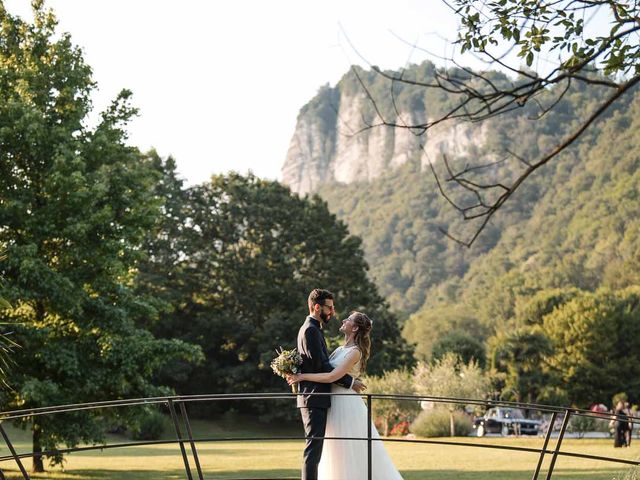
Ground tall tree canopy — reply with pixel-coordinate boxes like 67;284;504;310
542;288;640;406
135;168;414;417
487;327;556;404
0;3;201;471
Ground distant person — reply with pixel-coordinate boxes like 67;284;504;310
613;401;629;448
624;402;633;447
290;296;403;479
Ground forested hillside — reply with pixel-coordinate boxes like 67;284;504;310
286;62;640;379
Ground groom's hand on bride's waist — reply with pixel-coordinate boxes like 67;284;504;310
352;379;367;393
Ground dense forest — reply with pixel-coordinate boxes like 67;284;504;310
298;62;640;405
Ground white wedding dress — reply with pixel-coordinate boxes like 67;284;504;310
318;345;404;480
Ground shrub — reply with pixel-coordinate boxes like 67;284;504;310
364;369;421;436
593;417;612;433
568;415;596;438
131;410;169;440
410;408;473;437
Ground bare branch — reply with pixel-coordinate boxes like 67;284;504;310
463;74;639;246
425;148;468;214
425;75;639;246
351;66;387;127
530;77;572;120
338;1;640;246
529;75;640;172
506;149;533;168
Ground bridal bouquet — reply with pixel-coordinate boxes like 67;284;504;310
271;347;303;393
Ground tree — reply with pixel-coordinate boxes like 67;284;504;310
364;368;421;436
431;330;486;367
514;288;582;326
414;353;489;435
543;288;640;406
487;327;556;404
402;305;485;362
0;4;201;471
352;0;640;245
0;254;18;389
135;172;414;417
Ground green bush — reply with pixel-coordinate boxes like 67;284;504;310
593;417;612;433
410;408;473;437
131;410;169;441
568;415;596;438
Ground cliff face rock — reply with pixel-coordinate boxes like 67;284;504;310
281;85;487;195
419;121;489;169
281;113;335;195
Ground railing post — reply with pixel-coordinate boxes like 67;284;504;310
0;422;30;479
531;411;557;480
367;394;372;480
179;402;204;480
545;409;571;480
168;399;194;480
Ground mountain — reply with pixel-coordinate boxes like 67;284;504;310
281;61;640;355
281;63;490;196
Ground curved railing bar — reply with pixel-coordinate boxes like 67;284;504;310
0;392;633;422
1;392;638;480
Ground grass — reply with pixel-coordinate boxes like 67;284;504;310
1;417;639;479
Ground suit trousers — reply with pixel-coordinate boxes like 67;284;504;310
300;407;328;480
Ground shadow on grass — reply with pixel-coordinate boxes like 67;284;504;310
402;469;625;480
0;468;629;480
3;470;190;480
66;446;245;457
1;469;300;479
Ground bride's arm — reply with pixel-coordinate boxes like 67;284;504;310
290;349;361;384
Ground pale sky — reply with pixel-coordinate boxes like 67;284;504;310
3;1;612;185
4;0;464;184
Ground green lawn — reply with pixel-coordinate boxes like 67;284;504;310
1;418;639;479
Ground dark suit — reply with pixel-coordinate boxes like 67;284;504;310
297;316;353;480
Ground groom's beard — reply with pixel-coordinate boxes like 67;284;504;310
319;311;331;324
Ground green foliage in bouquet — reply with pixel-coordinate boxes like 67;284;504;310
271;347;303;393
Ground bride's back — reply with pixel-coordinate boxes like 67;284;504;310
330;345;362;378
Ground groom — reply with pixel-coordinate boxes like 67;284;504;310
297;288;366;480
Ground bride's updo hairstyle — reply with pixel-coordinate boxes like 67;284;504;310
350;311;373;372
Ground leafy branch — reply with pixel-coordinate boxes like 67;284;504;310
350;0;640;246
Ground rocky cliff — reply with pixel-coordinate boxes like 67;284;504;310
281;69;488;195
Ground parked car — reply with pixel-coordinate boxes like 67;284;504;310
473;407;542;437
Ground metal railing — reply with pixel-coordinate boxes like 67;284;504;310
0;392;638;480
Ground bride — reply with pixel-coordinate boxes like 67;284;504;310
288;311;403;480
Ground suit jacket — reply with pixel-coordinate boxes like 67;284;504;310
296;316;354;409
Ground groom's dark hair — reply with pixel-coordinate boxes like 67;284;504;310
308;288;333;309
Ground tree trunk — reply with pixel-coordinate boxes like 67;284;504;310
32;301;46;473
449;410;456;437
383;416;390;437
32;419;44;473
